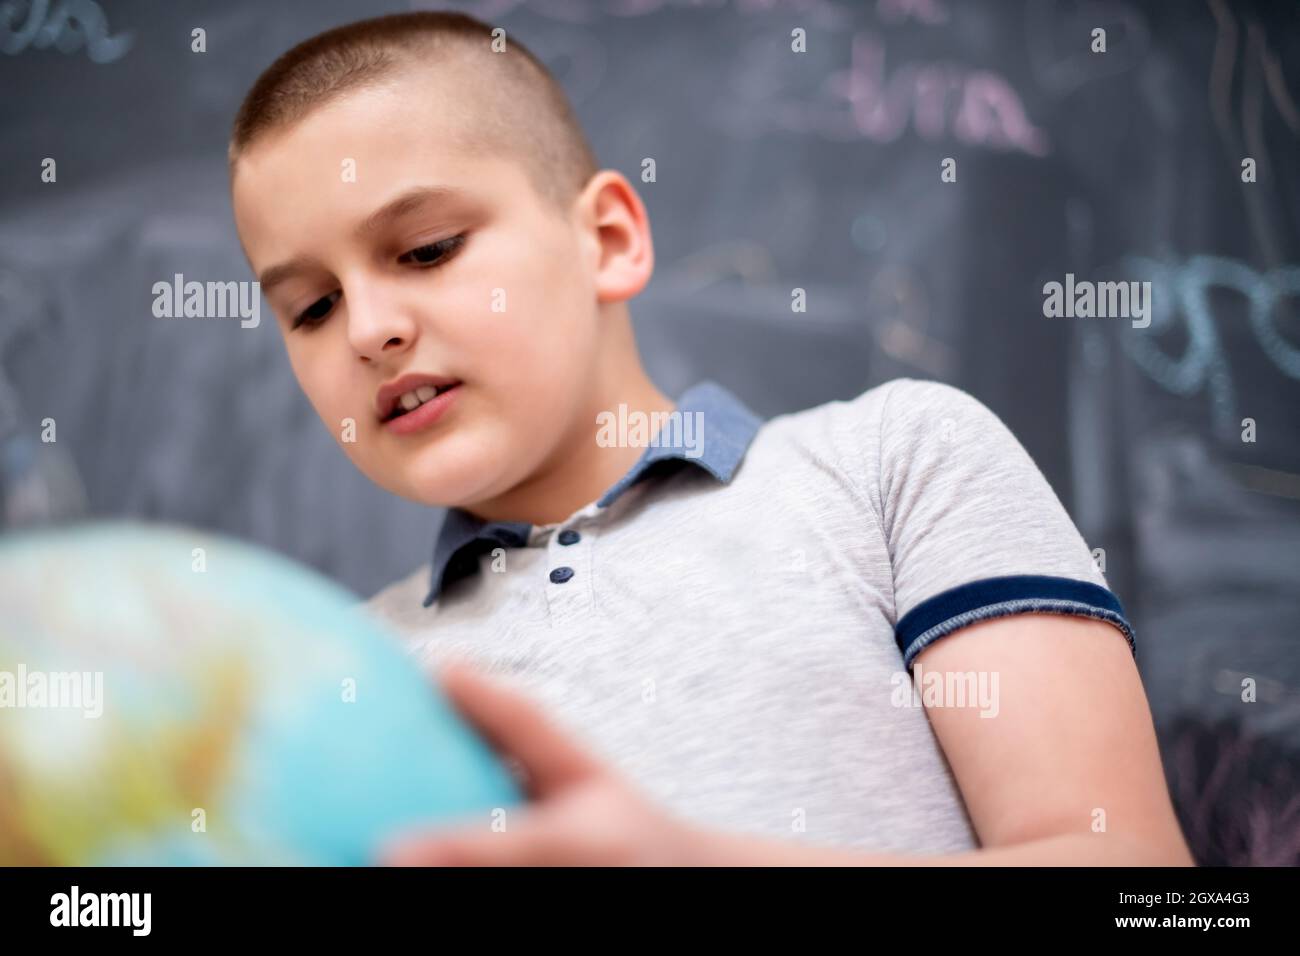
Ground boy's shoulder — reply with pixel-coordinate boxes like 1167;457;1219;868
755;376;1002;465
764;377;991;433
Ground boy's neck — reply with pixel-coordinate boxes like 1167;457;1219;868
465;375;675;527
462;319;675;527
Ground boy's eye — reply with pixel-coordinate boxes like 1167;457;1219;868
288;234;466;331
398;234;466;266
292;291;340;330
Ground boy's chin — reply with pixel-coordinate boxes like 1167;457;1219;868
373;460;508;512
352;425;542;512
386;473;487;510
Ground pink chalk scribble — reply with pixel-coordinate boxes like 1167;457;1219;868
876;0;949;26
764;32;1049;156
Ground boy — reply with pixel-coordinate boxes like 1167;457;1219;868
229;12;1192;865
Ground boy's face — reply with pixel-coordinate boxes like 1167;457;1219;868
231;75;605;510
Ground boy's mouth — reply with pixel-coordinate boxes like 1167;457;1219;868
376;374;463;422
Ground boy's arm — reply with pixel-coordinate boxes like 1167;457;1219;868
680;613;1195;866
381;620;1194;867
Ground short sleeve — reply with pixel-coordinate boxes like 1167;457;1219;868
874;379;1136;669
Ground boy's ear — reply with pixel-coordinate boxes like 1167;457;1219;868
578;170;654;304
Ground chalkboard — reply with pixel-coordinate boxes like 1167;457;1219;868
2;0;1298;753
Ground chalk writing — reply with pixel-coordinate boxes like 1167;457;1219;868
735;31;1049;154
877;0;948;26
1121;255;1300;433
0;0;132;63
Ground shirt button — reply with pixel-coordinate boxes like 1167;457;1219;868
557;529;581;546
549;566;575;584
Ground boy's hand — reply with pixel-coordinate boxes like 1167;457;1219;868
377;661;703;866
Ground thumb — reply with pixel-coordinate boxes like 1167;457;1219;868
380;817;573;867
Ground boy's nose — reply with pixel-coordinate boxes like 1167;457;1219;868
346;287;420;360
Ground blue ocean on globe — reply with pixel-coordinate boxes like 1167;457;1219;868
0;521;523;865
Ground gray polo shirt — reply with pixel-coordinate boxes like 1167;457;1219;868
365;379;1135;854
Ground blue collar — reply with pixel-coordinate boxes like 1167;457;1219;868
423;380;762;606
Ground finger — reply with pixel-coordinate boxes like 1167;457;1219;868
380;819;573;867
435;661;602;794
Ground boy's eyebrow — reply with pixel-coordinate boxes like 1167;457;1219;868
258;255;319;298
356;184;466;239
257;185;466;296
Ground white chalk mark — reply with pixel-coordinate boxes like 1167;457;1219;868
1257;28;1300;133
1206;0;1238;145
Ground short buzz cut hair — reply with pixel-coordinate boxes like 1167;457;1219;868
228;11;598;211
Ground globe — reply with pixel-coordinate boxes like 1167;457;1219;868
0;521;522;865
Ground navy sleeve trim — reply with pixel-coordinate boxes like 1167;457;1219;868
894;574;1137;670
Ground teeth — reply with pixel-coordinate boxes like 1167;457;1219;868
392;383;449;417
